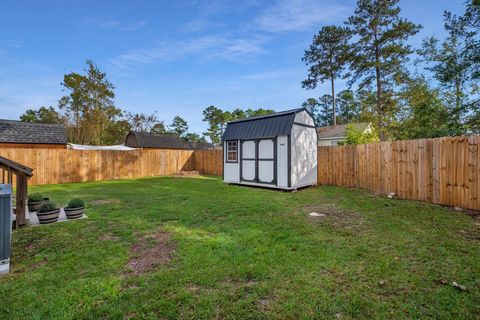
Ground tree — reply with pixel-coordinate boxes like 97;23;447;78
104;119;131;145
418;13;473;135
301;98;321;126
394;77;450;139
184;132;207;143
59;60;122;145
244;108;275;118
336;90;362;124
317;95;334;126
126;111;164;133
20;106;63;124
202;106;230;144
169;116;188;137
347;0;421;140
339;123;379;145
302;26;351;126
150;123;166;134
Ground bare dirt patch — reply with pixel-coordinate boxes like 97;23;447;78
99;234;120;241
458;229;480;241
220;278;257;288
172;170;200;177
126;231;175;275
303;204;365;230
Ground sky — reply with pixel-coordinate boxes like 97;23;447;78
0;0;466;136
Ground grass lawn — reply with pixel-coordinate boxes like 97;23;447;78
1;176;479;319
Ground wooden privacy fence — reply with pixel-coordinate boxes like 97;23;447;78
193;150;223;176
1;135;480;211
318;136;480;211
0;148;195;186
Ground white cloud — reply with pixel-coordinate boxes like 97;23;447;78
110;35;268;69
122;20;148;31
255;0;350;32
78;17;147;31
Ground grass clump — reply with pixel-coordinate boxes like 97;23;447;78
67;198;85;208
28;193;44;203
38;202;59;213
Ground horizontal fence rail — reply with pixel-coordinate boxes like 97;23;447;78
318;136;479;211
1;135;479;211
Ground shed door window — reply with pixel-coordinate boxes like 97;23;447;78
226;141;238;162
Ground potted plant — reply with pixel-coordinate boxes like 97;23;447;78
28;193;47;212
64;198;85;219
36;202;60;224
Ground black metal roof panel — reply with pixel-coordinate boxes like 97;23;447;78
0;119;67;144
221;108;305;141
125;132;214;150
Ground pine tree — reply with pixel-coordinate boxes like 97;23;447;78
302;26;351;126
347;0;421;140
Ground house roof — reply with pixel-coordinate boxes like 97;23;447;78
221;108;308;141
125;132;214;150
316;123;370;140
0;119;67;145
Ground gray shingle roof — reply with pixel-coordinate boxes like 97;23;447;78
125;132;214;150
0;119;67;145
316;122;371;139
221;108;306;141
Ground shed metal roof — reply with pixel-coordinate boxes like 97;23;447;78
0;119;67;145
125;131;214;150
221;108;306;141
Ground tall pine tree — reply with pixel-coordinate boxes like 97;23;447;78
302;26;351;126
347;0;421;140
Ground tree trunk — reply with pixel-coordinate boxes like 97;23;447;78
330;72;336;126
375;46;385;141
16;173;27;227
455;77;461;121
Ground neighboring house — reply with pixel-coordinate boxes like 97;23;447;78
125;131;214;150
317;122;372;146
0;119;67;149
221;108;317;190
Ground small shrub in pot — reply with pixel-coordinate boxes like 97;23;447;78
37;202;60;224
28;193;46;212
64;198;85;219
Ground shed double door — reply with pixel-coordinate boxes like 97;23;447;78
241;139;276;185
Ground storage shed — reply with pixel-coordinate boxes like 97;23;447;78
221;108;317;190
125;132;214;150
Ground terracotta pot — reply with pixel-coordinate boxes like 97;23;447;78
64;206;84;219
36;208;60;224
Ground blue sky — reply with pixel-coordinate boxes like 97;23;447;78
0;0;465;136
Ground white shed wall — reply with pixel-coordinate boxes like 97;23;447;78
223;140;240;182
276;135;288;188
290;125;317;187
294;110;315;126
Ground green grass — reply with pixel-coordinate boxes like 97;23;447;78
1;176;479;319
